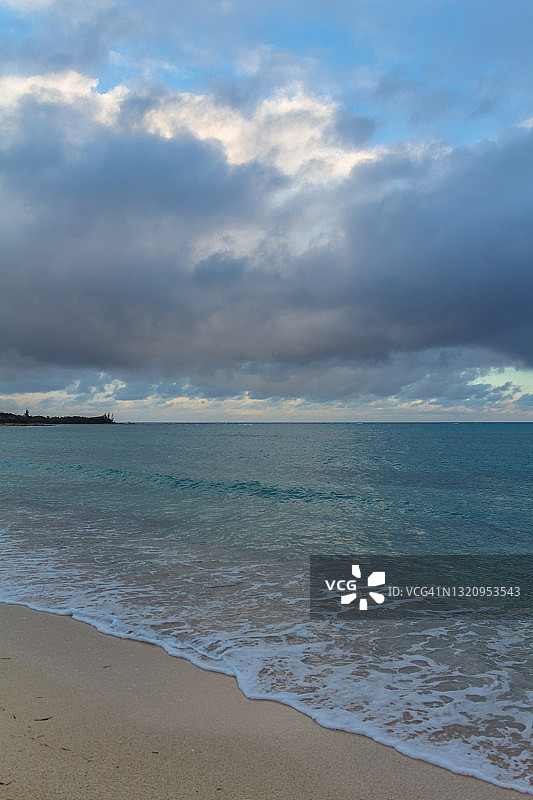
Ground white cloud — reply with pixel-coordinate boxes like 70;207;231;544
0;70;127;144
144;84;375;182
0;70;375;183
0;70;98;107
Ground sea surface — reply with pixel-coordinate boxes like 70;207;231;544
0;422;532;792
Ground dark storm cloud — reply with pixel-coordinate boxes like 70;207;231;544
5;94;279;218
172;348;518;405
0;78;532;404
337;129;533;364
0;350;82;395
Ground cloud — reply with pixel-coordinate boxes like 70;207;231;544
0;63;532;415
337;130;533;363
143;85;376;181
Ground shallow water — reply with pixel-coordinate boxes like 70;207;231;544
1;423;531;792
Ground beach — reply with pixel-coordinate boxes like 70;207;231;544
1;423;532;793
0;603;527;800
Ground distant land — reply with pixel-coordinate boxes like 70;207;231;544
0;410;116;425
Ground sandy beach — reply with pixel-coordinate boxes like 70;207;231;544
0;602;527;800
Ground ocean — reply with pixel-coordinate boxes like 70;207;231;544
0;422;531;792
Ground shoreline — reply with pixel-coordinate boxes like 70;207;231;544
0;602;528;800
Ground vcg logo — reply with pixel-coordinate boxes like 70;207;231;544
325;564;386;611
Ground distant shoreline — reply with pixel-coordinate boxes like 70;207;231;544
0;411;116;426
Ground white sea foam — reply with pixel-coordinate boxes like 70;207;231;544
1;546;532;795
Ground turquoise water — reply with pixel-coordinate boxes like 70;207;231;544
1;423;532;792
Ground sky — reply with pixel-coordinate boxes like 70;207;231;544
1;0;533;421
